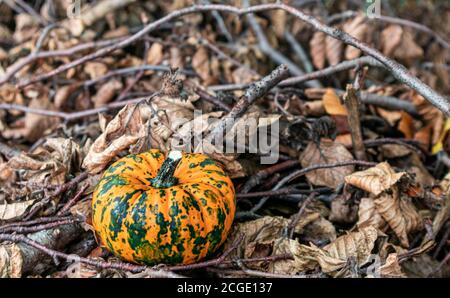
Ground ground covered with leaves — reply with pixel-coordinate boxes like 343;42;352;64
0;0;449;278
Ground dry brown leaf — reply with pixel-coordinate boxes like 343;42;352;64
325;35;343;66
146;42;164;65
374;190;423;247
268;238;319;274
82;104;146;174
398;111;414;139
300;140;354;188
0;243;22;278
329;195;358;224
393;30;423;62
92;80;123;108
357;197;388;231
322;88;348;116
192;46;216;85
84;62;108;80
378;253;406;278
0;199;35;220
344;162;405;196
311;226;379;273
381;25;403;57
343;14;368;60
309;31;326;69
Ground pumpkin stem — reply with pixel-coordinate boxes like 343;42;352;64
150;150;182;188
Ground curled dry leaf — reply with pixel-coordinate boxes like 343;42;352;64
322;88;348;116
378;253;406;278
7;137;84;186
329;195;358;224
0;199;35;220
92;80;123;107
309;31;326;70
268;238;319;274
300;139;354;188
224;214;333;274
310;226;379;273
374;190;423;247
344;162;405;196
357;197;388;231
0;243;23;278
381;25;403;57
82;104;146;174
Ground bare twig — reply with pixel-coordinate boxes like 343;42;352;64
287;192;316;238
0;37;127;85
15;3;447;115
0;96;149;121
0;218;79;234
250;160;377;213
240;159;299;193
284;31;315;74
0;233;183;277
56;184;89;216
207;64;289;144
24;172;89;220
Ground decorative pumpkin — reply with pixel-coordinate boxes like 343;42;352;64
92;149;236;265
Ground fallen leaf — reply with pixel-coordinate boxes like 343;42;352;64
82;104;146;174
357;197;388;231
311;226;379;273
374;190;423;247
0;243;22;278
322;88;348;116
344;162;406;196
300;139;354;188
325;35;343;66
309;31;326;69
0;199;35;220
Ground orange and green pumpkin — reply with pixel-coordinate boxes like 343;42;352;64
92;149;235;265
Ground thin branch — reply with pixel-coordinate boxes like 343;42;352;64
11;3;444;116
0;233;183;277
0;219;79;234
206;64;289;143
0;37;127;85
56;184;89;216
287;192;316;238
250;160;377;213
0;96;148;121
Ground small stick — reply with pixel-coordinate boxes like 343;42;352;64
250;160;377;213
24;173;89;220
0;219;79;234
56;184;89;216
287;192;316;239
0;216;74;230
240;159;299;193
206;64;289;146
237;187;301;199
343;83;367;161
0;233;182;277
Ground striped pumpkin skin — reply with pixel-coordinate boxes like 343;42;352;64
92;150;236;265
